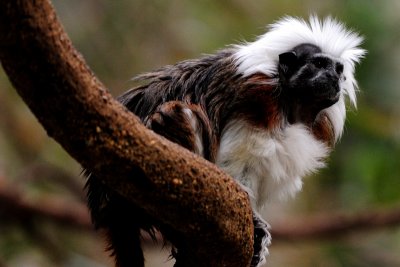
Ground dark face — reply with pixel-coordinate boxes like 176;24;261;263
278;43;344;124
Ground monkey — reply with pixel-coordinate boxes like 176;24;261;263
84;16;365;267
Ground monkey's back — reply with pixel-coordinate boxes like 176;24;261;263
118;49;241;133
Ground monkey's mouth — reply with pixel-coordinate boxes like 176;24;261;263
315;90;340;110
314;81;341;103
305;81;340;113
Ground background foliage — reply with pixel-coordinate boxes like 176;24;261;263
0;0;399;266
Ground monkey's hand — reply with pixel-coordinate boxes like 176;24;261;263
251;212;271;267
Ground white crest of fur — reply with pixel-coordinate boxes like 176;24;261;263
234;16;365;141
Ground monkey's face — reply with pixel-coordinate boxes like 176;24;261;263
278;43;345;123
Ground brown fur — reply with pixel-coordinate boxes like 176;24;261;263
312;112;336;147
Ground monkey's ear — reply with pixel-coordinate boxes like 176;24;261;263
278;51;297;79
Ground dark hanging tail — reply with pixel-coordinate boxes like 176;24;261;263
84;172;157;267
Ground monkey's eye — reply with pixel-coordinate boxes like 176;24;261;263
312;57;328;69
335;62;344;74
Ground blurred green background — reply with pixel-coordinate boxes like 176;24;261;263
1;0;400;266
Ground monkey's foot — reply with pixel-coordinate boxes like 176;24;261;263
251;212;271;267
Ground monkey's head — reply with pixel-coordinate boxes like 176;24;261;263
278;43;345;124
234;16;366;141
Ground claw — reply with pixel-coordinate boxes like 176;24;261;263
251;212;271;267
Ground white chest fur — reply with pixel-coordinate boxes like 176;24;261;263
216;120;329;210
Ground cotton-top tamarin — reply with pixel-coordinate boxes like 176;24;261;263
85;16;365;267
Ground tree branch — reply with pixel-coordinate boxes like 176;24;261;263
0;176;91;230
0;1;253;266
272;207;400;240
2;177;400;242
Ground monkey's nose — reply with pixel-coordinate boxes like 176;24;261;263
325;71;340;82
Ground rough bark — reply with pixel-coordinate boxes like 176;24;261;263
0;1;254;266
